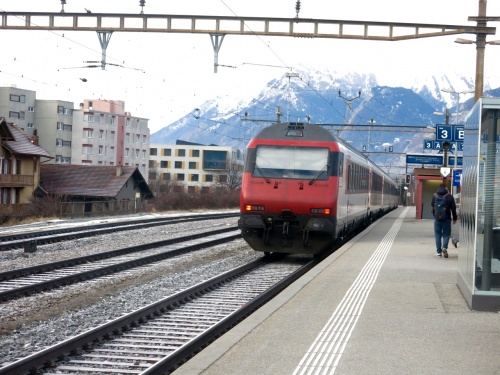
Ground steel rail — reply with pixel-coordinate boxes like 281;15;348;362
0;227;240;302
0;255;320;375
0;212;238;250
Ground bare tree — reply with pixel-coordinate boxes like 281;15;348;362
215;160;243;192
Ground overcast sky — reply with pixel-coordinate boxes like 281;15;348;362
1;0;499;133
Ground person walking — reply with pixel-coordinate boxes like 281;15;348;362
431;183;458;258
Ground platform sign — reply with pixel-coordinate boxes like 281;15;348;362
423;140;456;150
436;125;453;141
448;156;463;166
406;154;443;165
453;169;462;187
454;126;464;142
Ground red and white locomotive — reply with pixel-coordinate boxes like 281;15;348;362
238;122;399;255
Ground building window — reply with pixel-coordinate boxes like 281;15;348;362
143;135;147;144
126;118;131;127
111;116;116;125
162;173;171;181
63;124;72;131
189;162;197;169
62;140;72;147
10;94;25;103
62;157;71;164
55;155;63;163
110;131;115;140
205;174;213;182
99;114;104;124
9;111;24;119
162;148;171;156
177;173;185;181
83;128;93;138
88;101;93;109
98;146;104;155
82;145;93;155
28;106;35;112
190;174;199;182
135;149;139;158
177;149;186;157
58;106;64;114
174;161;182;168
188;186;196;193
192;150;200;157
99;130;104;139
143;150;146;159
125;133;130;142
125;148;129;157
219;175;228;183
203;150;227;170
56;138;63;146
27;123;34;128
64;108;73;116
160;161;168;168
150;148;157;156
57;122;64;130
86;114;94;123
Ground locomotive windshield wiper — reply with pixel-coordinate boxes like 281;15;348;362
254;163;270;183
309;164;328;185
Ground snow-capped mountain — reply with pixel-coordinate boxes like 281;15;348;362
150;66;493;153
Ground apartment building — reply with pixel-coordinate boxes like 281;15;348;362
0;87;36;133
0;88;150;181
149;141;244;193
72;100;150;180
34;100;74;164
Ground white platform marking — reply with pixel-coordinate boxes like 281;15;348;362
293;208;409;375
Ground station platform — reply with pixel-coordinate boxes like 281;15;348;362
173;206;500;375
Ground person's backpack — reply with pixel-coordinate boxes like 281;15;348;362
434;193;449;220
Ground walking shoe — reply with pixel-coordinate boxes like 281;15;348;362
442;249;448;258
452;238;458;248
435;252;442;257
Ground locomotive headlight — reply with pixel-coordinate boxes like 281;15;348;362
245;204;265;212
310;208;331;215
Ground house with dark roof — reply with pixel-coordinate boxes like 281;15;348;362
39;164;153;217
0;118;52;216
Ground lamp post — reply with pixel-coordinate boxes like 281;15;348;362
440;88;474;195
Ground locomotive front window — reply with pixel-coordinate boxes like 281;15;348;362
254;146;329;180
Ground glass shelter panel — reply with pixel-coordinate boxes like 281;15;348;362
459;98;500;310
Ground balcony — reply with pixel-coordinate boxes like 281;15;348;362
0;174;34;187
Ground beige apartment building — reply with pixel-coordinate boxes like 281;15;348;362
149;141;244;193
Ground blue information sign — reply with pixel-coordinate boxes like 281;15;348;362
453;169;462;187
448;156;463;166
406;154;444;165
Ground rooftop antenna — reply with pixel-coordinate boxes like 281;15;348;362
60;0;66;13
139;0;145;14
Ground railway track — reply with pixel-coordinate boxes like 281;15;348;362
0;255;320;375
0;212;239;251
0;227;240;302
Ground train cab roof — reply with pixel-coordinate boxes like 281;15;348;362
250;122;340;143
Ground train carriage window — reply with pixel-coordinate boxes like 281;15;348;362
254;146;329;180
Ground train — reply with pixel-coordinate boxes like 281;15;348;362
238;122;399;255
